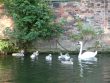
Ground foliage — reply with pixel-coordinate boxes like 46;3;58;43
3;0;65;48
99;29;103;35
70;18;96;40
76;17;82;29
69;33;83;41
95;40;99;46
0;27;19;54
0;39;19;54
0;0;4;3
82;26;96;36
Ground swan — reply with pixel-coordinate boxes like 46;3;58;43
30;51;39;58
58;53;65;58
58;53;70;60
61;58;73;64
77;41;97;59
12;50;24;56
46;54;52;60
64;53;70;60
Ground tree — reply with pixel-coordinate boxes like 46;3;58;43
0;0;4;3
3;0;64;48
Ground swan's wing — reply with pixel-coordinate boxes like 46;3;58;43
46;55;51;59
30;54;35;57
46;56;52;60
81;52;97;58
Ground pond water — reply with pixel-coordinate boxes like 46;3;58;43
0;53;110;83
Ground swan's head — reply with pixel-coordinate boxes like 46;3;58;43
49;54;52;56
77;41;83;45
21;50;24;54
36;51;39;55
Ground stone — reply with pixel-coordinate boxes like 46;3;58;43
53;2;60;8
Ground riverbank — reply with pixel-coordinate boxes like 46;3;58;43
24;48;110;55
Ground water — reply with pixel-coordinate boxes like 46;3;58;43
0;53;110;83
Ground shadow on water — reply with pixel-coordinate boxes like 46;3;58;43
0;53;110;83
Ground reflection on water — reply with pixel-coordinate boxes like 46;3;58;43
99;55;110;83
30;56;38;62
78;57;98;77
0;55;14;82
0;54;110;83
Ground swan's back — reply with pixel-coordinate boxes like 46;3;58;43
12;53;24;56
61;58;73;64
58;53;67;59
64;54;70;60
30;51;39;58
30;54;36;58
61;61;73;64
79;51;97;58
46;54;52;60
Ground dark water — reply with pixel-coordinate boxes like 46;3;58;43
0;53;110;83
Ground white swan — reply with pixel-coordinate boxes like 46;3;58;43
30;51;39;58
77;41;97;59
64;53;70;60
46;54;52;60
61;58;73;64
58;53;70;60
58;53;65;58
12;50;24;56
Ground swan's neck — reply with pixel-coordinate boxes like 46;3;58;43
60;53;62;56
79;44;82;56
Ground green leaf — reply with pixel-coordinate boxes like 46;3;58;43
3;0;64;48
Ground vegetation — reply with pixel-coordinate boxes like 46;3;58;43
0;0;4;3
69;33;83;41
3;0;65;49
76;17;82;29
82;24;96;37
0;39;19;54
99;29;103;36
70;17;96;41
0;27;18;54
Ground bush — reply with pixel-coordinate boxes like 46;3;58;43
70;18;96;41
0;39;19;54
3;0;64;48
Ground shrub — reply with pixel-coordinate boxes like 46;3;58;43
0;38;19;54
76;17;82;29
70;19;96;41
3;0;64;48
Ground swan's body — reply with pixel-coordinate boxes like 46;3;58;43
30;51;39;58
12;50;24;56
64;53;70;60
58;53;70;60
58;53;66;58
78;51;97;59
12;53;24;56
46;54;52;60
61;58;73;64
77;41;97;59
